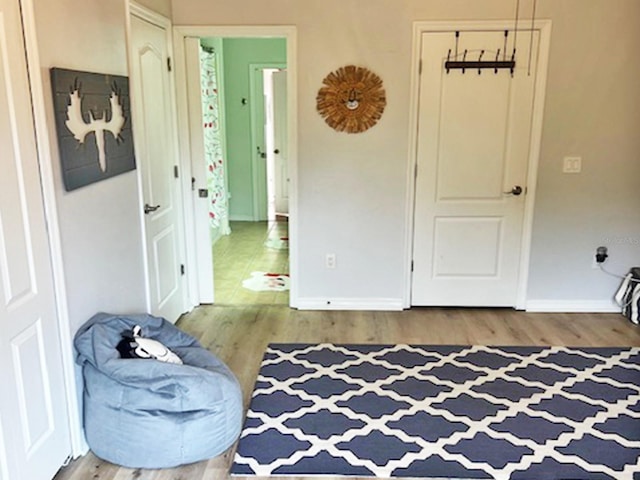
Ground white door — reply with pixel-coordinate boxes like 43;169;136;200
250;65;269;221
272;70;289;216
0;0;72;478
412;30;539;307
130;14;187;322
184;37;214;303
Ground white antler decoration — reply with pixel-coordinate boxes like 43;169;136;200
65;88;126;172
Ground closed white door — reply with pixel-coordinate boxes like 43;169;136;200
272;69;289;216
130;14;187;322
0;0;72;478
412;30;539;307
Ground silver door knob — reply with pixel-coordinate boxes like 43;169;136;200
504;185;523;196
144;204;161;214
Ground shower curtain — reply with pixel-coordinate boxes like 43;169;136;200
200;45;230;240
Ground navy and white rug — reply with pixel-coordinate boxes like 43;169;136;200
231;344;640;479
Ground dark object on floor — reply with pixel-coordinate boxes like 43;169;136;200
74;313;242;468
616;267;640;325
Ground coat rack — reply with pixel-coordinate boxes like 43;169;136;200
443;0;537;76
444;31;516;76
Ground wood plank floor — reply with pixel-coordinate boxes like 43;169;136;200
54;305;640;480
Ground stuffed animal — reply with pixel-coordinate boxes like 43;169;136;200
116;325;183;364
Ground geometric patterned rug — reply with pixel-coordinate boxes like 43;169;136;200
231;344;640;479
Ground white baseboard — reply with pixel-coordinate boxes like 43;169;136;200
526;299;621;313
296;297;404;311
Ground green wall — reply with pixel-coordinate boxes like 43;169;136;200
222;38;286;220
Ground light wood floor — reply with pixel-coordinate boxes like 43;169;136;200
213;221;289;305
54;305;640;480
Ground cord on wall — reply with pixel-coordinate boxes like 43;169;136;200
599;264;640;284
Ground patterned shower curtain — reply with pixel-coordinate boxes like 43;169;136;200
200;45;230;237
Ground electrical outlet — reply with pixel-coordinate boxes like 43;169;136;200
326;253;336;269
563;156;582;173
592;246;608;268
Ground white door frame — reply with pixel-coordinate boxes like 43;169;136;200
249;62;286;221
18;0;84;457
173;25;299;309
404;20;552;309
126;2;190;319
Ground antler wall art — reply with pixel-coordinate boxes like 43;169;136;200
51;68;136;191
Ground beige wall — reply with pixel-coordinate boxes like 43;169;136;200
34;0;147;333
174;0;640;307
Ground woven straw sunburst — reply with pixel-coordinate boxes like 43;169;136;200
316;65;386;134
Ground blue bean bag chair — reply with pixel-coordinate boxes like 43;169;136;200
74;313;243;468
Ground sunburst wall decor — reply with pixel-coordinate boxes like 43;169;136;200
316;65;386;134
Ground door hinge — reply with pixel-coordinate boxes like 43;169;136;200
174;165;179;178
419;59;423;75
167;57;172;72
414;163;418;179
411;261;414;272
180;264;185;276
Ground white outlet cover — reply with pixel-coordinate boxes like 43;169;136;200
563;156;582;173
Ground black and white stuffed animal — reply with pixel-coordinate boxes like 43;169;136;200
116;325;183;364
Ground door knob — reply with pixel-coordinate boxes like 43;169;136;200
144;204;161;214
504;185;523;196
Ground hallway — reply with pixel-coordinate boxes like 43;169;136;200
212;221;289;305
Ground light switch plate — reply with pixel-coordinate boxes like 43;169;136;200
563;156;582;173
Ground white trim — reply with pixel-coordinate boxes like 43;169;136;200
173;25;299;308
127;2;191;318
515;20;552;309
129;1;170;29
402;23;424;309
296;298;404;312
0;415;8;480
404;20;552;310
19;0;85;457
526;300;621;313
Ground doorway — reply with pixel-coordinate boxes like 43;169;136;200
407;21;551;308
174;27;298;308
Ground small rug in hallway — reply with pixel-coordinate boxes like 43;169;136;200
264;236;289;250
242;272;290;292
231;343;640;479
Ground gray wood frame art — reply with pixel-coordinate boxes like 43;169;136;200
50;68;136;191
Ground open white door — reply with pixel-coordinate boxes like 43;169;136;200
0;0;72;477
272;69;289;217
129;10;187;322
412;28;542;307
183;37;214;304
